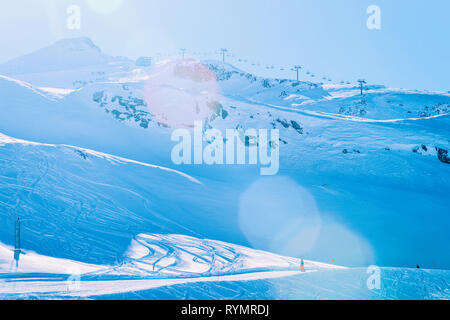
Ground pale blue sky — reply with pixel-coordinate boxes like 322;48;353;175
0;0;448;90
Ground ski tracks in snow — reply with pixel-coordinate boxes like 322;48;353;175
0;233;330;298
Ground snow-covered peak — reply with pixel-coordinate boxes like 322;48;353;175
0;37;124;75
47;37;103;54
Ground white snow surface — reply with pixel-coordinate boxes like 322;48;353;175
0;233;339;298
0;234;447;300
0;38;449;299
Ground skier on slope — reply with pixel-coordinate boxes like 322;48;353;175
300;259;305;272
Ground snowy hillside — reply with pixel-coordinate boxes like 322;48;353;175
0;132;250;265
0;38;449;299
1;233;448;300
0;37;135;88
0;37;122;75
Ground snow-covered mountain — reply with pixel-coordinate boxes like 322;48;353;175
0;37;134;88
0;38;449;299
0;37;124;75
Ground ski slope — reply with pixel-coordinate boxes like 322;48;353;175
0;233;327;299
0;38;449;299
0;234;447;300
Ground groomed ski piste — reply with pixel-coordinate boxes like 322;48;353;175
0;233;448;300
0;233;321;299
0;134;448;300
0;38;449;299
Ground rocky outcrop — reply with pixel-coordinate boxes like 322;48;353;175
418;103;450;118
273;118;303;135
436;147;450;164
92;90;152;129
342;149;361;154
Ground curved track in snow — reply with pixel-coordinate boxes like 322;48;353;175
0;233;337;298
1;234;448;300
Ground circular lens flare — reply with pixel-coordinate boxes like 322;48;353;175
144;59;220;128
307;222;374;267
239;177;374;266
238;177;322;257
